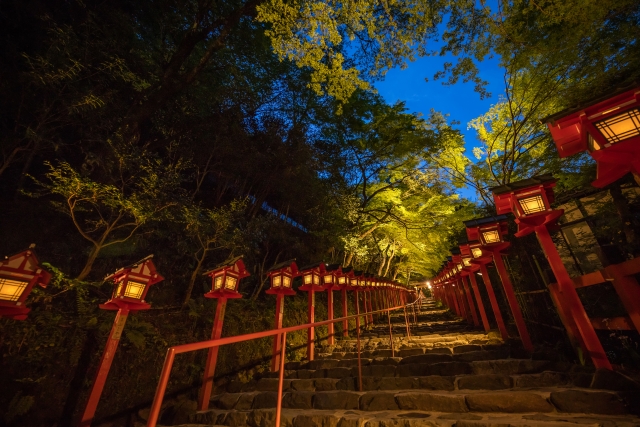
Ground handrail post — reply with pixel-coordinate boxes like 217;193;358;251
387;308;394;357
146;348;176;427
355;298;363;392
275;331;287;427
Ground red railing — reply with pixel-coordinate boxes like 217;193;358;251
146;295;424;427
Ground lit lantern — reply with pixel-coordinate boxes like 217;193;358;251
266;259;299;371
299;262;328;360
490;175;561;237
199;256;250;410
464;216;509;246
204;256;249;299
464;213;533;350
546;87;640;187
101;255;164;311
266;259;298;295
81;255;164;427
0;244;51;320
490;175;613;369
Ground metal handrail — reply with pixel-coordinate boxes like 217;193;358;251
146;295;422;427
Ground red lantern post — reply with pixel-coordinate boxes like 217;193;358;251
80;255;163;427
198;256;250;411
465;216;533;352
338;267;353;337
546;87;640;187
0;244;51;320
466;241;510;340
265;260;299;371
322;264;342;345
452;251;480;327
299;262;327;361
491;175;611;369
459;242;491;332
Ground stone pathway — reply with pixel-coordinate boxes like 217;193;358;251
174;299;640;426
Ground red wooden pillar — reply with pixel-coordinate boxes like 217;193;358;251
367;290;374;324
198;298;228;410
327;288;335;345
536;226;611;369
460;275;480;327
489;250;533;352
271;294;285;371
478;263;509;340
307;289;316;360
341;288;349;337
466;273;491;332
449;284;461;316
80;308;129;427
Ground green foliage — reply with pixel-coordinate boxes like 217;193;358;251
4;391;34;425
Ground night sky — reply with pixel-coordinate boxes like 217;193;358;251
374;52;505;200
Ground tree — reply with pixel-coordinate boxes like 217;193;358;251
34;148;182;280
181;199;247;307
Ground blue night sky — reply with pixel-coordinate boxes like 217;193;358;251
373;53;505;200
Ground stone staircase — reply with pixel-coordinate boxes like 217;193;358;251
177;299;640;427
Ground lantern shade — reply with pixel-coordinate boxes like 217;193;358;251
546;87;640;187
490;175;556;218
464;215;509;243
101;255;164;311
265;259;298;295
0;246;51;320
299;262;328;291
203;256;250;299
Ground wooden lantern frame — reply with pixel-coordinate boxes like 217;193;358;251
101;255;164;311
0;246;51;320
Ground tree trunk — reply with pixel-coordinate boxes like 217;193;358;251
76;245;101;280
345;252;354;267
183;249;208;308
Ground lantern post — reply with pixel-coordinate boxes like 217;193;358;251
465;215;533;352
266;260;299;371
491;175;611;369
299;262;327;360
546;87;640;188
0;244;51;320
80;256;163;427
322;264;342;345
338;267;353;337
198;256;250;411
364;274;374;325
452;251;480;327
459;242;491;332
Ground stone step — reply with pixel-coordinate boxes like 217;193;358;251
207;388;637;415
260;358;591;381
230;371;596;393
185;408;640;427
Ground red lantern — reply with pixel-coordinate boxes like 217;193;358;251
546;87;640;187
322;264;342;343
0;244;51;320
266;260;299;371
299;262;328;360
490;177;612;369
101;255;164;311
199;256;250;410
203;255;249;299
81;255;164;427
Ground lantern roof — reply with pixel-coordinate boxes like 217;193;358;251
490;174;556;196
0;244;51;288
544;84;640;125
326;263;341;272
203;255;250;279
104;254;164;285
267;259;299;275
299;262;327;273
